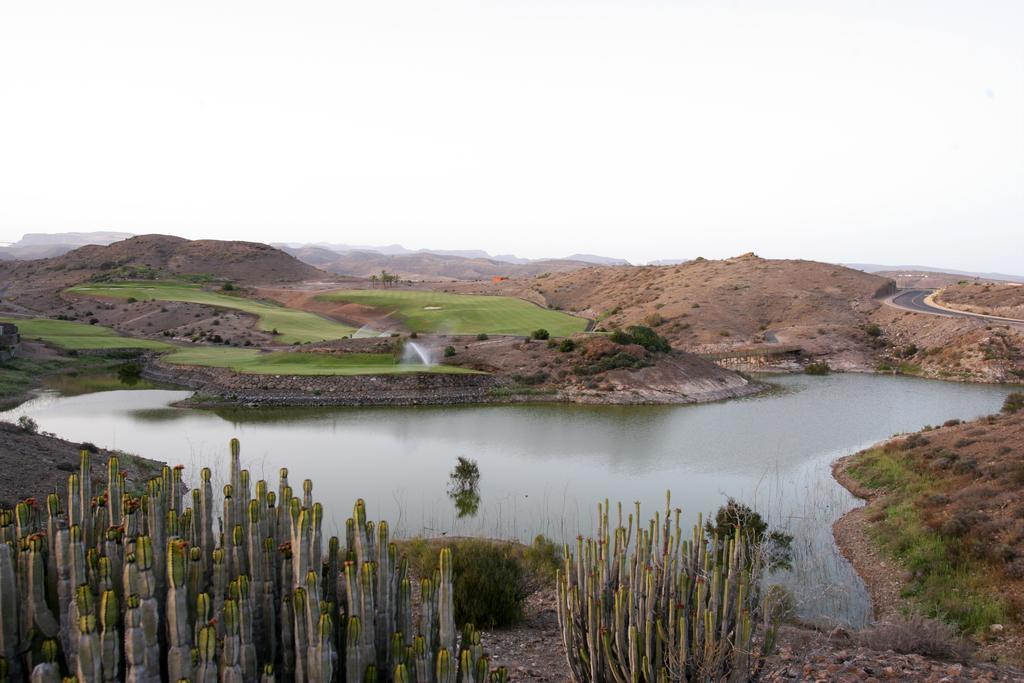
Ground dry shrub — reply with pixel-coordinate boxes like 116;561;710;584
857;614;973;662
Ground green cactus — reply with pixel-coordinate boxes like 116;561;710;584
0;543;20;683
74;586;102;682
28;638;61;683
98;590;121;681
555;494;780;682
220;599;243;683
166;540;192;682
27;535;60;637
194;624;218;683
0;438;499;683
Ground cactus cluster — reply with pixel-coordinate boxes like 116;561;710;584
0;439;507;682
556;493;781;682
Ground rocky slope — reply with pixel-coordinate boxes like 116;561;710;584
937;282;1024;320
0;420;164;506
834;400;1024;666
0;234;330;313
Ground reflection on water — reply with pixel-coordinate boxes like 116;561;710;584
448;457;482;518
1;373;1014;627
41;369;162;396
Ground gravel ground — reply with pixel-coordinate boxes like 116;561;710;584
0;419;164;506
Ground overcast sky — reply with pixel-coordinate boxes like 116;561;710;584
1;1;1021;271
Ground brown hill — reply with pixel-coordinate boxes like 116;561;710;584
282;246;591;281
936;282;1024;320
441;253;894;363
0;234;329;313
836;400;1024;664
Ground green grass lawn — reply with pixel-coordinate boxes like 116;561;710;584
315;289;587;336
0;316;174;350
68;281;356;344
163;347;478;375
2;314;472;376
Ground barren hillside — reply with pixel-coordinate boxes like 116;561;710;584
0;235;329;313
937;282;1024;319
441;253;894;365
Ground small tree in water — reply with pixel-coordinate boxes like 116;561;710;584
447;457;481;518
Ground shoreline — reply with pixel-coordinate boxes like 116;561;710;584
830;454;908;624
140;356;766;408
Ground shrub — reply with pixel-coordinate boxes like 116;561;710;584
858;614;972;661
573;352;650;376
522;535;562;585
17;415;38;434
609;329;632;345
1002;392;1024;414
804;361;831;375
511;371;549;386
558;338;576;352
644;313;663;327
476;333;488;341
865;323;883;338
530;328;550;340
125;297;138;303
706;498;793;570
221;282;235;291
407;539;525;628
444;345;457;357
625;325;670;352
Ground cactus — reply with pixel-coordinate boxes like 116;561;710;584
555;494;780;682
0;543;20;683
165;540;192;682
194;624;217;683
75;586;102;682
220;599;243;683
29;639;61;683
99;590;121;681
0;438;498;682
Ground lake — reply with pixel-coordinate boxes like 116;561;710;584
2;373;1014;627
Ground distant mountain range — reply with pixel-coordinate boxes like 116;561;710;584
0;231;135;260
272;242;631;266
270;242;636;280
844;263;1024;284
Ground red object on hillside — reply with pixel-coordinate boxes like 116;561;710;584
491;276;508;284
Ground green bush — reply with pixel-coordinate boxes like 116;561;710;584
805;361;831;375
530;328;550;340
573;352;650;376
522;535;562;584
444;345;456;357
865;323;883;338
558;338;576;352
627;325;670;352
405;539;525;628
476;333;488;341
609;329;633;345
608;325;670;352
17;415;38;434
1003;392;1024;414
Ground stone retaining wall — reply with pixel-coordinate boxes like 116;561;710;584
141;359;504;407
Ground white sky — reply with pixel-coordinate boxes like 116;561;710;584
1;1;1022;271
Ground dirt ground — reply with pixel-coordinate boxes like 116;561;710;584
937;283;1024;320
832;410;1024;667
0;420;165;507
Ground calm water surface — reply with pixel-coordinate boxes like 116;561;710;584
2;373;1014;626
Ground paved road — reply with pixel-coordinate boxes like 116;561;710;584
888;289;1024;327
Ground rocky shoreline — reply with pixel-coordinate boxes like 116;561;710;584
140;356;764;408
